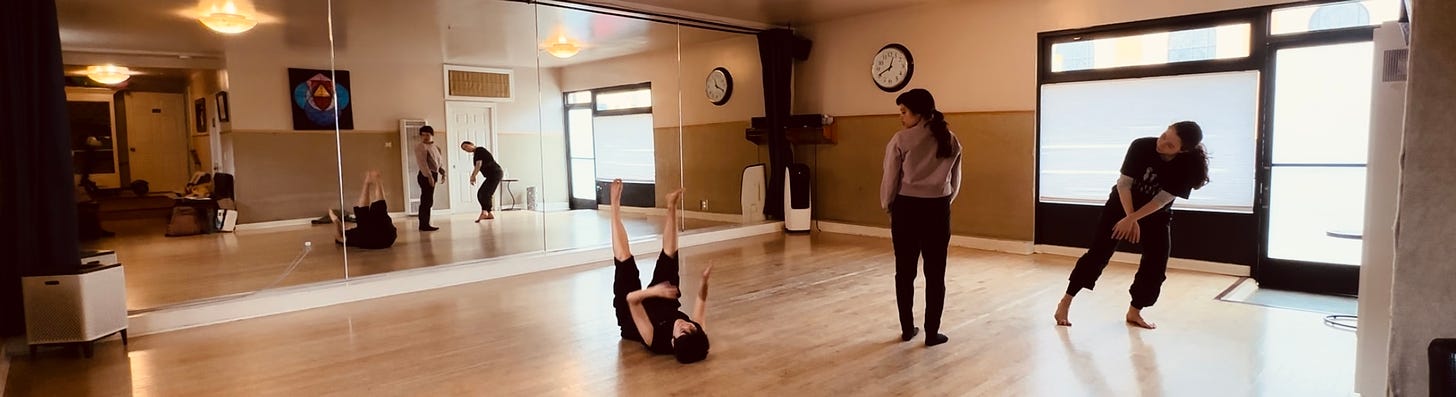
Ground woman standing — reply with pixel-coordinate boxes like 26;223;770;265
1053;121;1210;329
880;88;962;347
460;141;504;222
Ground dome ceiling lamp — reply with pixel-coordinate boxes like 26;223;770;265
198;0;258;34
85;65;135;85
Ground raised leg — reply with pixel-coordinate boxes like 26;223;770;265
610;179;631;262
662;187;683;257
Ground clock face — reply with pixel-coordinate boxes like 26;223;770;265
872;44;913;92
706;67;732;106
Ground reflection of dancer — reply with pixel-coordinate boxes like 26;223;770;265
331;171;397;249
880;88;961;347
1054;121;1209;329
460;141;503;222
609;179;712;364
413;126;444;231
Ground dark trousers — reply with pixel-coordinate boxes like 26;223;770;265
417;173;436;228
1065;196;1172;309
612;252;681;341
891;195;951;335
477;169;503;212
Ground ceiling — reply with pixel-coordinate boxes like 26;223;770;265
54;0;750;70
580;0;943;26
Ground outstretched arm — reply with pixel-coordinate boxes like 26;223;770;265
627;283;678;346
692;263;713;325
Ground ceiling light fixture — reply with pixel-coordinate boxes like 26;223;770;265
545;36;580;59
199;0;257;34
85;65;132;85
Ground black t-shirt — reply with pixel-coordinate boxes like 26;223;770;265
1116;137;1199;212
646;308;690;354
473;147;502;173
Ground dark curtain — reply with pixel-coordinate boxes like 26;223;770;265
757;28;810;220
0;0;82;336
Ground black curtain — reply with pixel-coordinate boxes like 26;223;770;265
0;0;81;336
757;28;809;220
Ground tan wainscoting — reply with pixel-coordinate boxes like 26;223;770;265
227;129;412;223
796;111;1036;241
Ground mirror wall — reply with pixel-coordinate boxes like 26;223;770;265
59;0;766;312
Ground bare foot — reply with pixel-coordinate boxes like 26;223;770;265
1054;295;1073;327
610;179;624;205
483;211;494;220
1125;307;1157;329
475;212;485;223
665;188;684;209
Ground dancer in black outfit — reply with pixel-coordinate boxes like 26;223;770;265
460;141;503;222
609;178;713;364
1053;121;1211;329
330;170;398;249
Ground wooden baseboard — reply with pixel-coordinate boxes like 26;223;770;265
814;221;1034;255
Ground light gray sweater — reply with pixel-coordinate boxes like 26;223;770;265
880;123;963;210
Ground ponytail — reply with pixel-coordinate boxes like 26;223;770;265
1170;121;1210;189
929;111;955;159
895;89;957;159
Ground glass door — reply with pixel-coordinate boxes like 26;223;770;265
1257;40;1375;295
565;91;597;210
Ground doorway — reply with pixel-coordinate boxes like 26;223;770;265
445;101;497;214
123;92;190;193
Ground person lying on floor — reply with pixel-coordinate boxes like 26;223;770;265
329;171;397;249
608;178;713;364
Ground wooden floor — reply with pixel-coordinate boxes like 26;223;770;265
20;233;1355;396
88;210;731;310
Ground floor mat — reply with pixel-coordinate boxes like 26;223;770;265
1216;277;1358;315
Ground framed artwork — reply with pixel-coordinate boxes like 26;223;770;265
287;68;354;130
193;98;206;132
215;91;230;122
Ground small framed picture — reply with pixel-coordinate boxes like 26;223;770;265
194;98;206;132
215;91;230;122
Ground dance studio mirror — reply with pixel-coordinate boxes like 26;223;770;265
539;5;768;253
62;0;773;313
60;0;350;311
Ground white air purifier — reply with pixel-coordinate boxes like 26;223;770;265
741;164;767;224
23;250;129;357
783;163;812;232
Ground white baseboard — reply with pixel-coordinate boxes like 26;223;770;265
234;217;318;231
1033;244;1250;277
814;221;1035;255
127;222;783;336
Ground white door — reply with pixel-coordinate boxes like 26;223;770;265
124;92;190;193
445;101;495;214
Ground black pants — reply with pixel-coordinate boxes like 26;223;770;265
612;252;681;341
417;173;436;228
343;200;397;249
891;195;951;335
1065;196;1172;309
477;169;503;212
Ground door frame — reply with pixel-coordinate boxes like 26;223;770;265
444;101;498;214
563;90;595;210
1252;28;1375;296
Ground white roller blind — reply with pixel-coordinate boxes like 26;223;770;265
1038;71;1259;212
593;113;655;183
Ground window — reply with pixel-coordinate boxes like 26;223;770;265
1050;24;1250;72
1039;71;1259;212
592;113;656;183
595;88;652;112
566;90;592;105
1270;0;1402;35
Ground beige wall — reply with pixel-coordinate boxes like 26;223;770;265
793;0;1288;240
1389;1;1456;395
